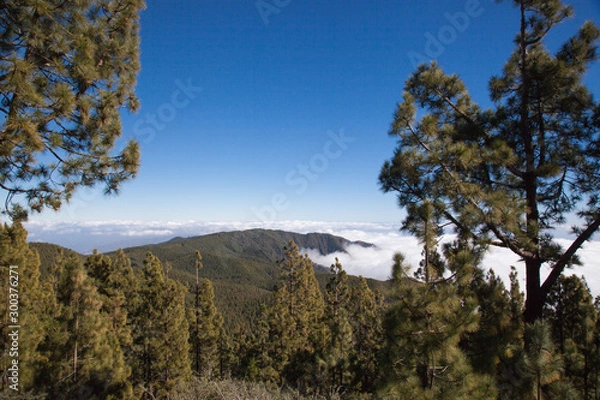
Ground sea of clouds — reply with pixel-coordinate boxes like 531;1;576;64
24;220;600;296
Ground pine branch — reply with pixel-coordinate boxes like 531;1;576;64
541;214;600;296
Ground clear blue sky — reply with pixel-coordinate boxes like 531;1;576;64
30;0;600;224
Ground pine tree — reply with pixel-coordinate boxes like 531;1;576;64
380;202;496;399
190;250;203;376
462;269;513;375
163;271;192;394
0;222;47;393
85;251;133;354
496;267;529;399
216;324;233;380
379;0;600;323
498;317;574;400
131;252;191;399
543;275;598;398
263;241;325;389
36;254;131;399
321;258;354;394
524;320;567;400
188;276;225;380
509;266;526;341
0;0;144;218
111;249;141;316
260;289;293;385
107;248;141;380
348;276;383;394
247;304;280;383
227;322;253;380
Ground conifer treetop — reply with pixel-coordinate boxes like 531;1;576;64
379;0;600;322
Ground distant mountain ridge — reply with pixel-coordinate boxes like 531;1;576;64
163;228;375;265
31;229;386;329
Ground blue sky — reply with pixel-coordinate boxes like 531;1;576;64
25;0;600;224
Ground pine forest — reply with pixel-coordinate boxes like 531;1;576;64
2;0;600;399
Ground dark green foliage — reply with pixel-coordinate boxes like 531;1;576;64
380;252;497;399
110;229;383;331
35;253;132;399
462;269;515;375
31;230;388;333
544;275;599;399
29;242;85;277
257;241;325;390
85;251;135;350
523;320;566;400
118;229;371;288
188;274;226;379
130;252;191;398
379;0;600;323
0;227;386;399
320;258;354;394
0;0;144;218
348;276;383;394
379;201;496;399
0;222;47;392
496;268;526;398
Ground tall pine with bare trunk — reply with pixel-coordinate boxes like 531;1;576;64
36;253;132;399
261;241;325;389
379;0;600;323
130;252;191;399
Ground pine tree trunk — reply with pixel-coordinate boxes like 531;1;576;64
525;258;543;323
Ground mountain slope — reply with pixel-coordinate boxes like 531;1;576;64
116;229;385;328
29;242;86;276
117;229;375;287
33;229;387;329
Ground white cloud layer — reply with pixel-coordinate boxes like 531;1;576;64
24;219;600;296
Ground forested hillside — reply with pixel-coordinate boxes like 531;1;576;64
3;221;600;399
31;229;387;330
